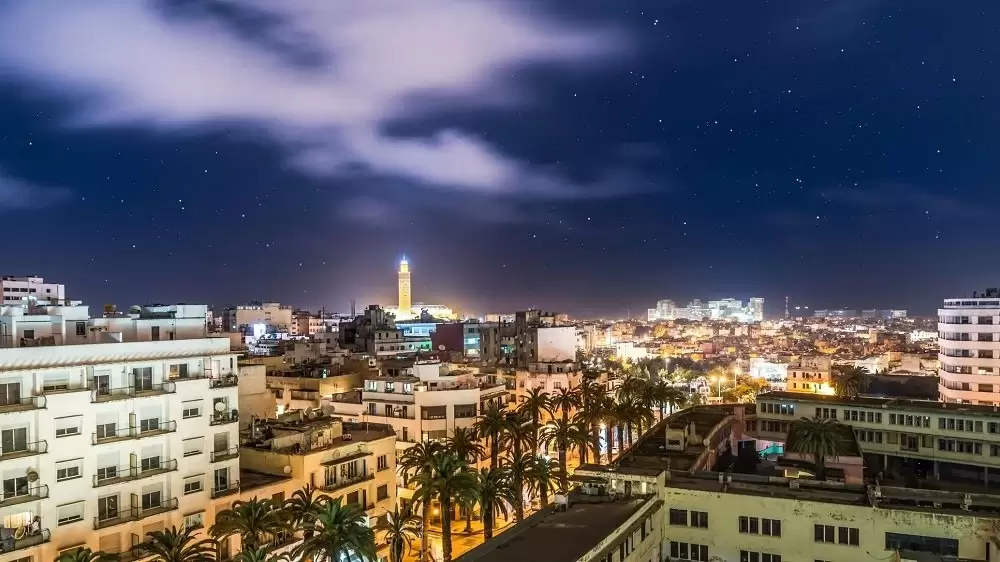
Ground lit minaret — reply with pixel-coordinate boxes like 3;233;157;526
398;257;411;312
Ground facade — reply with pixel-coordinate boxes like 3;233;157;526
0;323;240;561
221;302;293;333
290;312;325;337
1;276;66;304
749;297;764;322
785;355;833;394
939;291;1000;404
514;361;582;402
397;258;411;313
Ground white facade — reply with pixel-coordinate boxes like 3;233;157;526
0;335;240;561
222;303;293;332
535;326;576;362
1;276;66;305
939;293;1000;404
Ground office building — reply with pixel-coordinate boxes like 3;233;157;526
939;289;1000;404
749;297;764;322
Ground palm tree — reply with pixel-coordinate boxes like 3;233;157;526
445;427;485;531
549;387;581;424
833;366;872;398
230;548;288;562
398;440;443;562
283;485;327;539
787;416;850;480
211;497;289;553
474;402;508;469
137;526;216;562
377;505;421;562
501;450;534;522
540;418;589;492
294;498;376;562
56;548;116;562
524;455;560;508
661;386;687;417
502;411;533;521
426;453;478;562
473;467;519;540
576;379;608;465
517;388;552;453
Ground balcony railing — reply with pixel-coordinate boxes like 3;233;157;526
135;420;177;438
320;472;374;493
210;447;239;463
0;484;48;508
92;421;177;445
209;376;239;389
1;528;50;553
93;498;179;530
211;480;240;499
93;459;178;488
0;440;48;461
210;410;239;426
90;382;176;403
0;395;46;414
137;497;178;520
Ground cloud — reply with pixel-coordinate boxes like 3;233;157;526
0;168;71;211
0;0;631;198
820;184;983;218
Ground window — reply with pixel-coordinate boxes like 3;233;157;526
142;490;162;510
170;364;190;379
838;526;860;546
377;484;389;501
691;511;709;528
0;382;22;407
132;367;153;391
1;427;28;453
139;417;160;433
151;326;160;341
885;532;958;557
669;508;688;526
2;476;28;500
184;476;204;495
366;380;378;391
377;455;389;471
55;415;82;437
141;455;161;472
76;321;87;336
670;542;709;562
56;458;83;482
815;524;836;543
740;551;780;562
58;501;85;525
762;518;781;537
184;512;205;531
23;329;34;339
182;401;202;419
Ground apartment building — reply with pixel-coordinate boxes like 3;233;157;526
784;355;833;394
221;302;293;333
238;413;397;530
0;308;240;562
938;290;1000;404
514;361;582;403
0;276;65;304
565;399;1000;562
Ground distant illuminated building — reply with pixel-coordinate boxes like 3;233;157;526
749;297;764;321
385;258;456;321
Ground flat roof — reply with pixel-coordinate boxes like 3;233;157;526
239;469;292;492
457;497;649;562
760;391;1000;417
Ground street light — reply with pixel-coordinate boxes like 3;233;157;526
710;376;723;397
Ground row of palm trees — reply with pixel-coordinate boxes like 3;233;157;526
59;486;377;562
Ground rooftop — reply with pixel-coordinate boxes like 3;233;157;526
456;495;651;562
243;414;395;455
239;469;292;492
760;391;1000;417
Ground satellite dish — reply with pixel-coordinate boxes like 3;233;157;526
438;345;445;351
283;465;292;474
26;469;38;482
214;401;227;412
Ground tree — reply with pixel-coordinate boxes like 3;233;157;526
549;387;581;424
474;402;508;469
501;410;534;520
425;453;478;562
398;440;444;562
517;388;552;454
230;549;289;562
283;485;327;539
787;416;850;480
576;379;608;465
294;498;376;562
446;426;485;466
540;418;589;492
56;548;117;562
211;498;289;553
472;467;519;540
377;505;420;562
722;376;770;403
833;365;872;398
524;455;561;508
137;526;216;562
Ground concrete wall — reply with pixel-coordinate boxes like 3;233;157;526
536;326;576;362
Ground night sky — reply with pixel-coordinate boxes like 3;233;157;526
0;1;996;318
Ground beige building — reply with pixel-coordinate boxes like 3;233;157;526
222;303;293;333
785;355;833;394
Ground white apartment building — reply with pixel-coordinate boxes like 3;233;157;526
221;303;293;333
0;328;240;561
1;276;65;305
939;290;1000;404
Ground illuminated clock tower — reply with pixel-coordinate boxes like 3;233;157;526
397;257;411;313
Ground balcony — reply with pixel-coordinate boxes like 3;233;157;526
211;480;240;499
90;382;176;403
93;459;178;488
210;447;239;463
209;376;239;390
93;498;179;530
92;421;177;445
209;410;239;426
1;529;50;553
320;472;374;493
0;484;48;508
0;440;47;462
0;395;46;414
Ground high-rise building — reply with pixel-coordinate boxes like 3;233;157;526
939;289;1000;404
1;275;66;304
397;257;411;312
749;297;764;321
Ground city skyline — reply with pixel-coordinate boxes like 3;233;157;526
1;2;997;317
